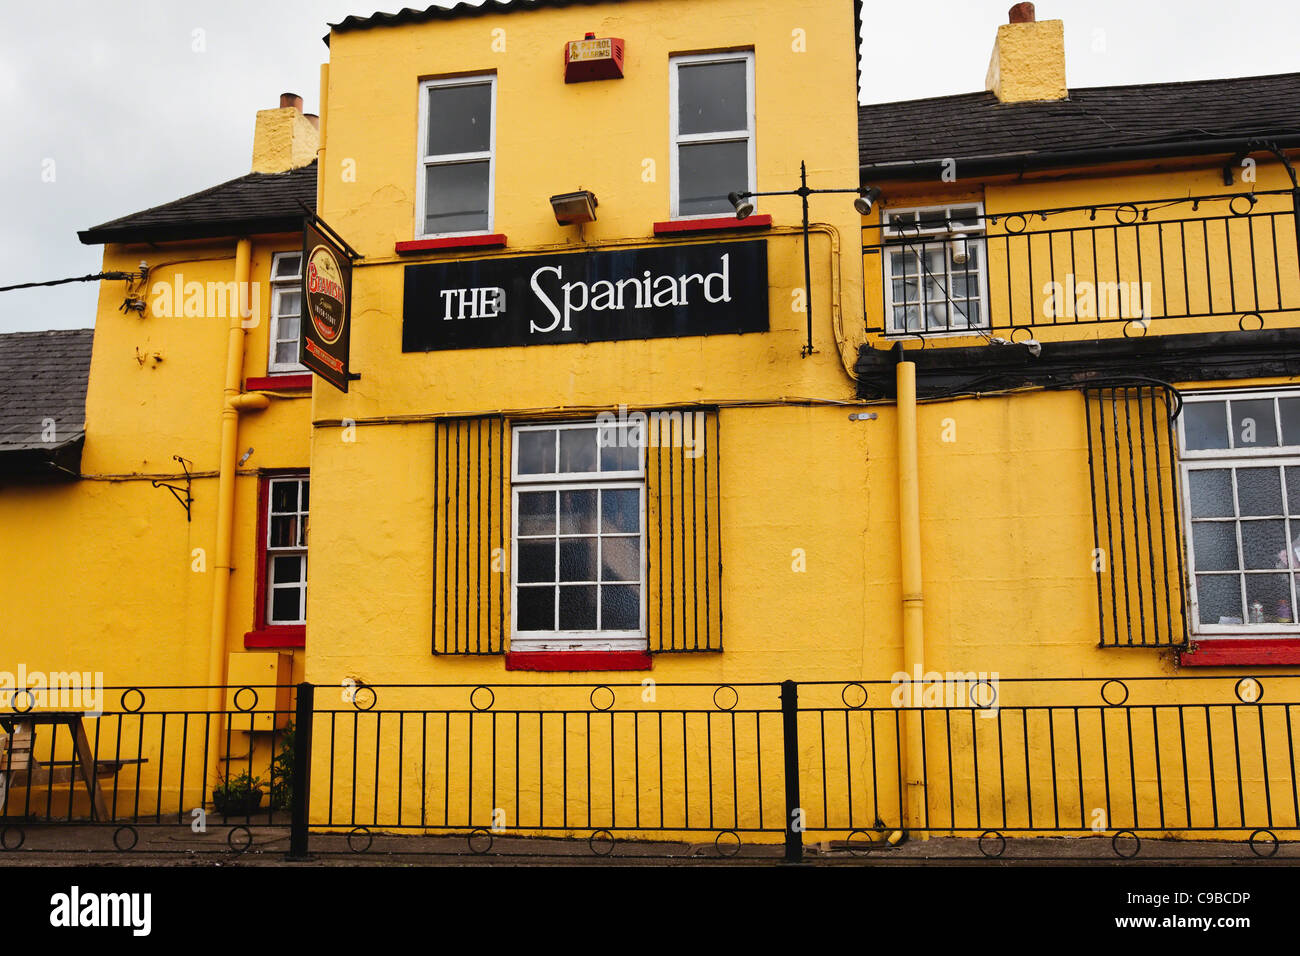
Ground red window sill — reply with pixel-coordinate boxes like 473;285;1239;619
245;374;312;391
505;651;652;672
244;626;305;649
653;215;772;237
1180;638;1300;666
395;234;508;254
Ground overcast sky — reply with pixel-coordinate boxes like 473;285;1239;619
2;0;1298;332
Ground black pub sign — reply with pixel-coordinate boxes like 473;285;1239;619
299;219;354;392
402;239;768;351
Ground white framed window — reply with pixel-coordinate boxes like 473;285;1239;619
882;203;989;335
670;51;755;219
416;75;496;238
511;422;646;652
1179;388;1300;635
266;476;309;626
268;252;305;373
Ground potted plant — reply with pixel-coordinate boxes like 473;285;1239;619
212;771;265;816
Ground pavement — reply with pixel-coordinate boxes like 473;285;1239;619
0;822;1292;865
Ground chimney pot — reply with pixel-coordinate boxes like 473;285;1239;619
279;92;303;111
1008;2;1035;23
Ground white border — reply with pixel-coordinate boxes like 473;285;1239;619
415;74;497;240
669;51;756;220
880;202;991;338
1177;387;1300;636
268;252;306;374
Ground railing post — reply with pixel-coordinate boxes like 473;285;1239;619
286;681;314;861
780;680;803;863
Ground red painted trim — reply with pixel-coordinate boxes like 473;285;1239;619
251;472;309;640
395;234;508;254
243;626;306;649
652;215;772;237
245;374;313;391
505;651;653;672
1180;637;1300;666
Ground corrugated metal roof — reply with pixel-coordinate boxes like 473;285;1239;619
328;0;635;41
859;72;1300;175
79;162;317;245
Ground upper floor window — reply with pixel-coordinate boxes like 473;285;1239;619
268;252;305;373
1180;389;1300;634
417;76;496;238
882;203;989;335
670;52;755;218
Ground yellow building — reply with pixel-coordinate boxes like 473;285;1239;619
3;0;1299;859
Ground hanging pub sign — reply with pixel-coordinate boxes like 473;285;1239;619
401;239;768;352
299;218;355;392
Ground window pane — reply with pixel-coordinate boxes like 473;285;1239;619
517;431;556;476
677;60;747;134
1183;402;1229;450
678;140;748;217
427;82;492;156
1241;519;1286;569
601;489;640;533
1192;522;1239;571
1230;398;1277;449
558;428;598;473
559;585;597;629
1197;574;1242;625
273;254;301;278
300;482;309;510
279;315;301;342
1246;573;1293;623
272;555;303;584
425;161;490;234
271;482;298;513
1236;467;1283;516
271;587;301;623
517;540;555;583
559;489;597;533
601;536;639;582
599;427;641;472
516;587;554;630
517;490;555;535
559;537;597;582
1280;398;1300;446
276;290;301;318
1188;469;1233;518
275;342;298;366
602;584;640;630
270;516;299;548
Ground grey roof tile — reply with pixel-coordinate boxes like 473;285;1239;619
0;329;93;451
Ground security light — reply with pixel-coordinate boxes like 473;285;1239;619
854;186;883;215
550;190;599;225
728;192;755;220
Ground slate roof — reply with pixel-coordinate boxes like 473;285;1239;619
79;162;318;245
0;329;93;479
858;72;1300;179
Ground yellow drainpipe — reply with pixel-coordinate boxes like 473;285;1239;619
895;344;927;838
205;237;257;788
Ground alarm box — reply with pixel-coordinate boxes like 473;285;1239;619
564;34;626;83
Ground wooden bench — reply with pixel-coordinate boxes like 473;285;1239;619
0;713;147;821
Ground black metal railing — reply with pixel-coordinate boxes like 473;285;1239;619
863;189;1300;337
1083;383;1189;647
5;676;1298;860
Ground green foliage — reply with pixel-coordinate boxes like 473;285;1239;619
212;771;264;815
270;721;295;811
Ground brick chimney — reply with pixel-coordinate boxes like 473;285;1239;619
985;3;1067;103
251;92;320;174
